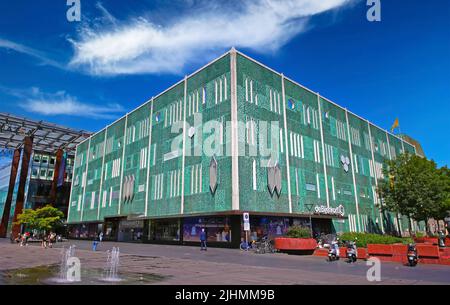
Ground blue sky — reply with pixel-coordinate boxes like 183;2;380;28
0;0;449;166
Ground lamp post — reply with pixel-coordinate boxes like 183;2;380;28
305;204;314;237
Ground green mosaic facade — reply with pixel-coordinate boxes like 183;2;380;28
68;49;419;237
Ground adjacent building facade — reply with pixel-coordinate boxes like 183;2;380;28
0;113;90;237
67;49;420;247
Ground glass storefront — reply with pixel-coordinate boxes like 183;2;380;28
118;220;144;242
183;217;232;243
68;223;101;239
243;216;328;241
103;219;119;241
148;218;181;242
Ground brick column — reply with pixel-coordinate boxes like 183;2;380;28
49;148;63;205
0;148;21;238
11;136;33;237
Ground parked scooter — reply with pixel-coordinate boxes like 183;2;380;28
346;239;358;263
407;243;418;267
328;238;340;262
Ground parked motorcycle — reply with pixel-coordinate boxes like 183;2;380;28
346;240;358;263
328;239;340;262
407;243;418;267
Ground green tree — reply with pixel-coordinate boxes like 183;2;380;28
15;205;64;237
378;153;449;235
438;166;450;223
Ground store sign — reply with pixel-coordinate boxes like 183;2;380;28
314;205;345;217
243;212;250;231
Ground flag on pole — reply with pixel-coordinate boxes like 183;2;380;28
391;118;399;133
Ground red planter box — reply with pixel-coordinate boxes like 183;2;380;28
313;248;329;257
416;244;440;258
367;244;393;256
391;244;408;263
424;237;438;245
357;248;368;260
274;238;317;251
414;237;439;245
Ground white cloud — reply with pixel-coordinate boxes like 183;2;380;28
70;0;353;76
0;38;65;70
0;86;124;119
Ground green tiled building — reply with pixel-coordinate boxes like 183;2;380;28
67;49;420;247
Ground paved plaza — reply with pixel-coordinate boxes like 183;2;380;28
0;238;449;285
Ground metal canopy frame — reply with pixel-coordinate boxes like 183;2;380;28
0;112;91;155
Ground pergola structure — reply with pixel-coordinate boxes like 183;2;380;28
0;112;92;237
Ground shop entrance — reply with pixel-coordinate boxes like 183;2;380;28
311;218;333;237
117;220;144;242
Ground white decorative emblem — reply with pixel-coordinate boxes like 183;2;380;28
341;155;350;173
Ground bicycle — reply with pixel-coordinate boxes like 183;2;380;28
254;236;275;254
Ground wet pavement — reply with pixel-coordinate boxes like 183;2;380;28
1;238;449;285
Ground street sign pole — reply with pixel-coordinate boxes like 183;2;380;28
243;212;250;246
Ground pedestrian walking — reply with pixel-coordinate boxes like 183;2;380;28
92;236;99;251
200;228;207;251
99;231;104;242
41;234;48;249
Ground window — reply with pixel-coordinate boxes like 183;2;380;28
252;159;257;190
90;192;96;210
112;158;121;178
313;140;321;163
336;120;347;141
279;128;284;153
250;79;253;103
190;164;202;195
140;147;148;169
289;132;304;158
41;155;49;164
316;173;321;199
102;190;107;208
351;127;361;146
331;177;336;201
33;154;41;163
77;195;81;211
215;80;218;104
202;87;206;104
324;144;335;167
153;173;164;200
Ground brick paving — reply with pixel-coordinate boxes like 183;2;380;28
1;238;449;285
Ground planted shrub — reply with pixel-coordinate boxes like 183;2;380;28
285;226;311;238
339;232;413;248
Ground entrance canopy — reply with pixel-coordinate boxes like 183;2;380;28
0;112;91;155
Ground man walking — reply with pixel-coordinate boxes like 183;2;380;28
92;235;99;251
200;228;207;251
